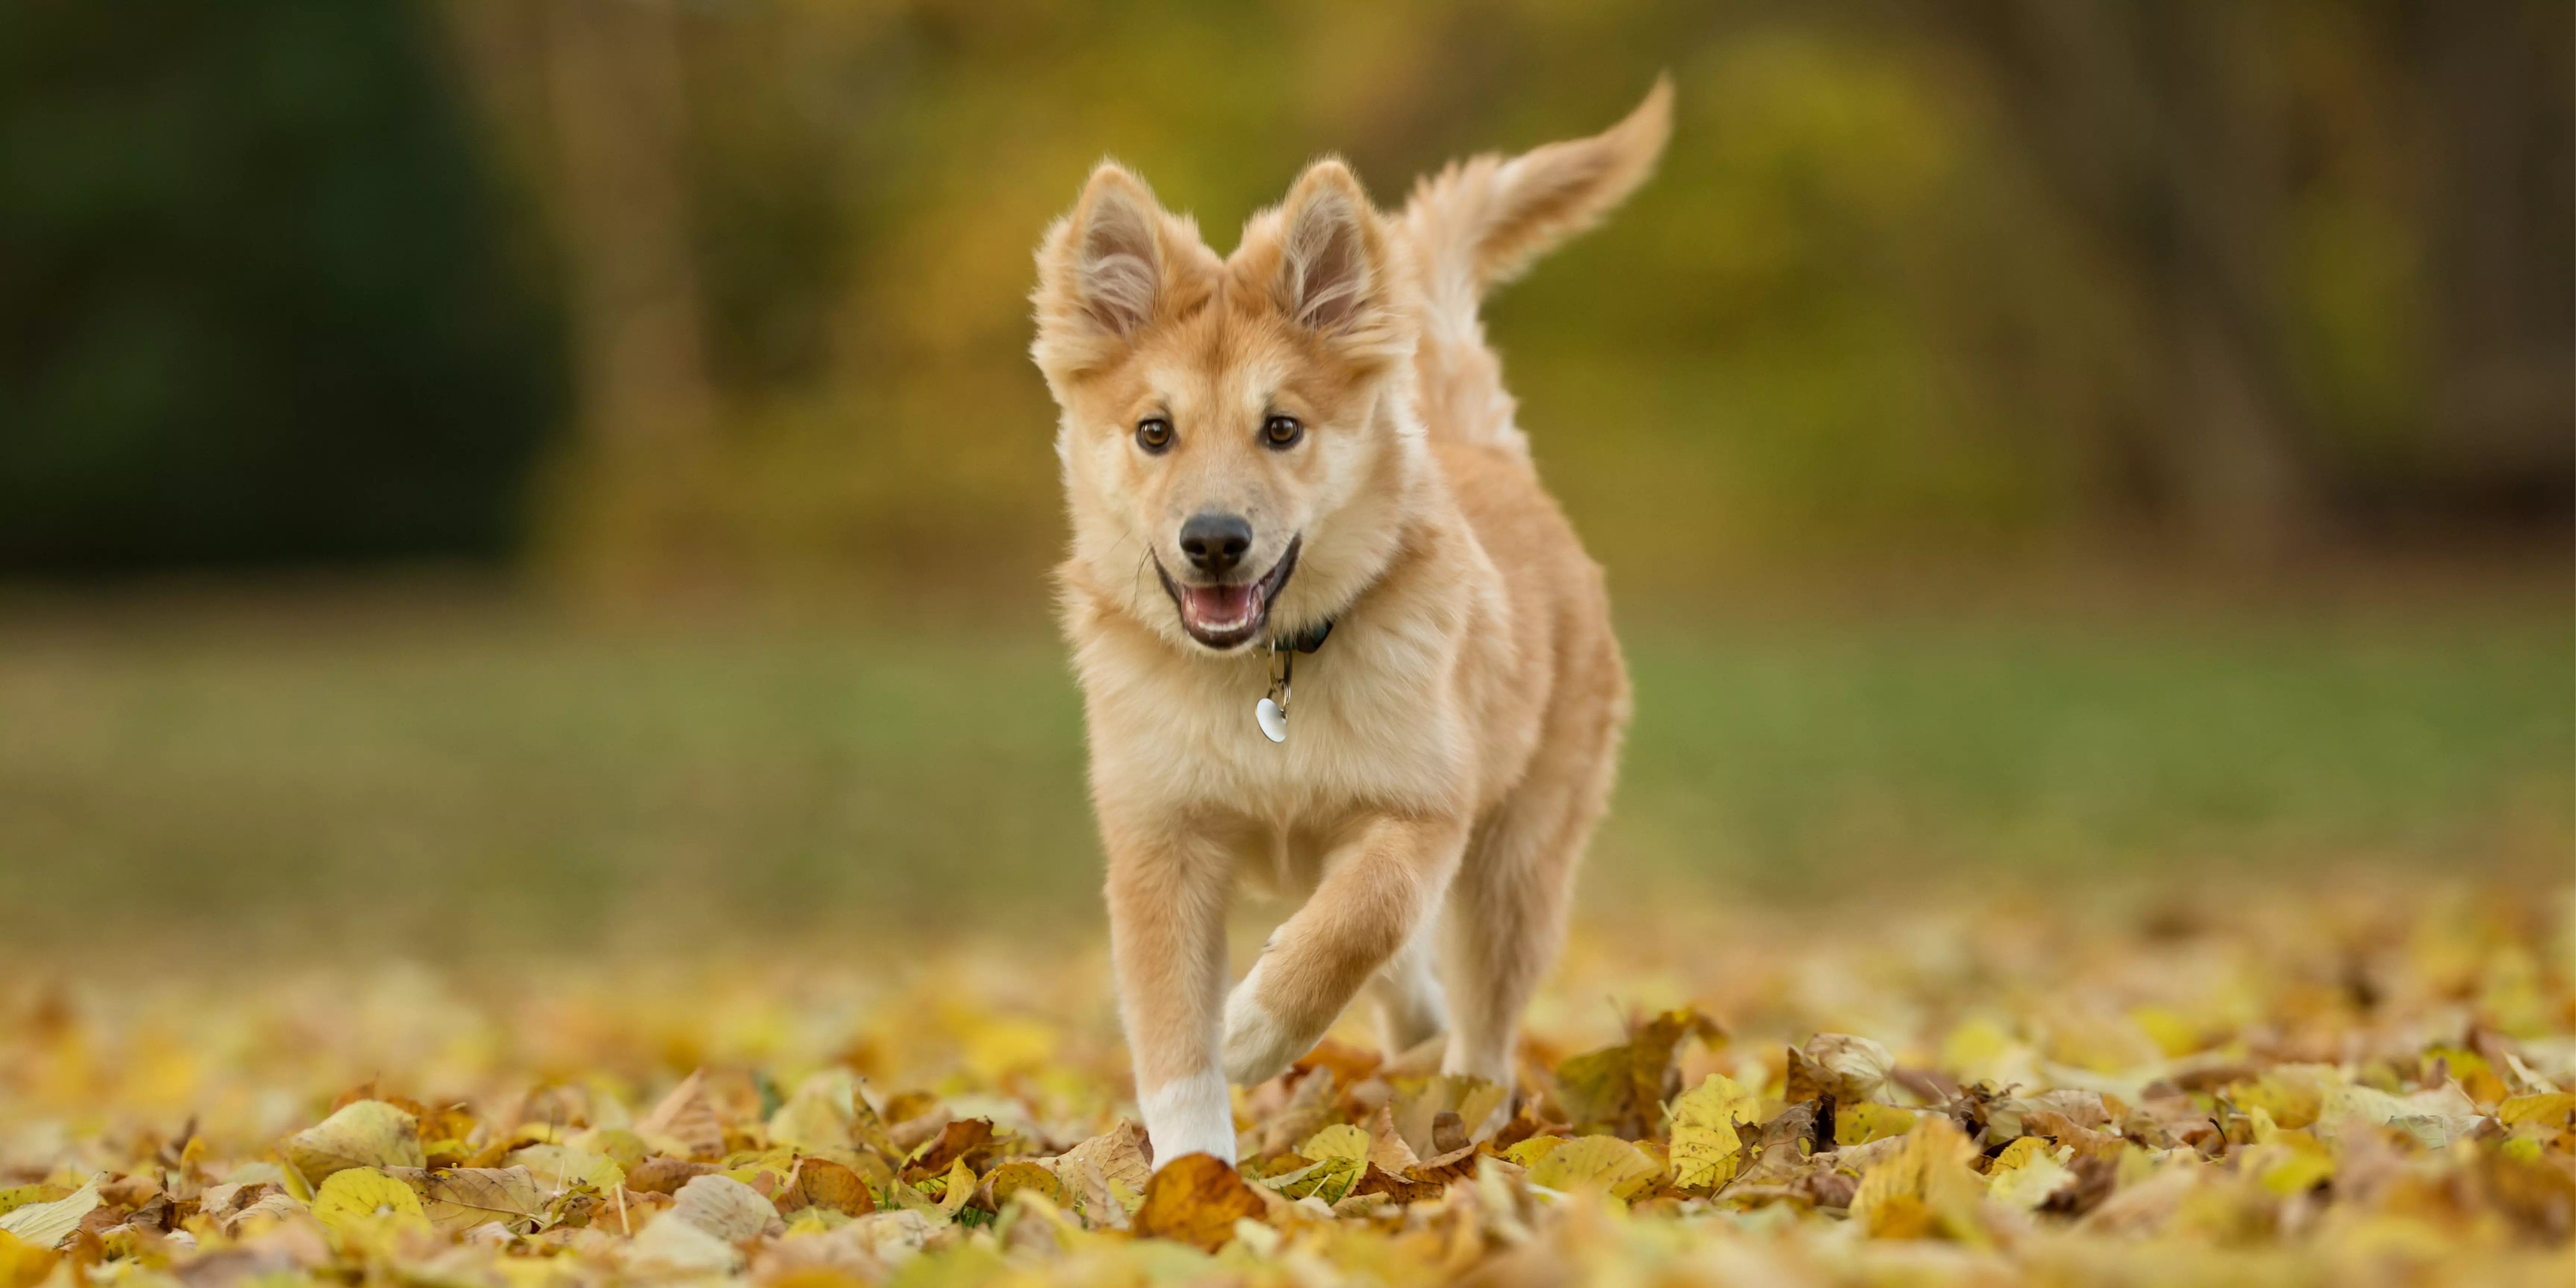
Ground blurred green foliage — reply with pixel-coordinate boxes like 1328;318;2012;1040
1;0;2565;593
0;0;564;572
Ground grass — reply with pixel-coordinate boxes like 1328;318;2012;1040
0;581;2564;956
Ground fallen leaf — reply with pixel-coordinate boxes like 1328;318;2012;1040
1849;1117;1990;1243
386;1166;548;1234
309;1167;429;1240
1527;1136;1660;1200
282;1101;423;1185
1667;1073;1762;1190
636;1072;726;1161
973;1161;1062;1213
1835;1102;1918;1148
791;1157;877;1216
506;1144;624;1194
1130;1154;1265;1252
0;1181;98;1249
673;1173;787;1242
1788;1034;1894;1105
1299;1124;1369;1165
626;1157;717;1195
1554;1009;1721;1137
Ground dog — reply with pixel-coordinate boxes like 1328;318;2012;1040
1030;81;1669;1168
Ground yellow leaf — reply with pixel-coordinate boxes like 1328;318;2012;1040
1987;1153;2074;1210
1849;1117;1989;1244
0;1190;66;1221
0;1180;97;1250
506;1144;625;1194
1667;1074;1761;1190
1299;1124;1370;1165
1835;1102;1917;1148
283;1101;424;1185
2498;1092;2575;1127
1553;1010;1723;1136
1503;1136;1566;1168
1130;1154;1266;1252
1527;1136;1661;1200
935;1156;976;1217
1255;1155;1361;1205
310;1167;430;1241
1986;1137;2047;1174
0;1230;56;1288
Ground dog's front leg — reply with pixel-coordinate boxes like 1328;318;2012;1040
1222;812;1468;1085
1104;814;1237;1168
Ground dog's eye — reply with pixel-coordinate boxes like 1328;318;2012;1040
1135;417;1173;452
1262;414;1303;448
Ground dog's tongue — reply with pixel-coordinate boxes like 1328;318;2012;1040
1181;583;1260;634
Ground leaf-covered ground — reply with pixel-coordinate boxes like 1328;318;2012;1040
3;877;2569;1287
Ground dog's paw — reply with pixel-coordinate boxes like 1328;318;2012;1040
1140;1068;1237;1169
1219;963;1312;1086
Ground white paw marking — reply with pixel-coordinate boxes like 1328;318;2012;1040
1140;1068;1235;1169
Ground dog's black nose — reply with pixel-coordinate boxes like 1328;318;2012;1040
1179;512;1253;575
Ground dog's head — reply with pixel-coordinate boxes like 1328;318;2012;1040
1032;160;1419;653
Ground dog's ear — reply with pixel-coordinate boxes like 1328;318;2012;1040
1272;159;1406;361
1033;163;1190;380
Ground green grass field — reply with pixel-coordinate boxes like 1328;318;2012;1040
0;583;2564;956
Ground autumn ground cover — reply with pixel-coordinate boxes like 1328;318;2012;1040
1;587;2570;1285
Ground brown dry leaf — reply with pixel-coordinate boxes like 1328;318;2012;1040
635;1072;726;1161
1361;1106;1420;1173
672;1173;786;1243
1130;1154;1265;1252
1407;1143;1483;1187
906;1117;997;1178
1288;1038;1383;1088
790;1158;877;1216
1554;1008;1722;1137
1356;1164;1445;1205
385;1166;547;1234
281;1101;423;1186
625;1157;717;1195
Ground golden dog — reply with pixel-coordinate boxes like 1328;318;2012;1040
1031;82;1669;1168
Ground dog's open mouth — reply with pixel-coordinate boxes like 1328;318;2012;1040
1158;536;1301;650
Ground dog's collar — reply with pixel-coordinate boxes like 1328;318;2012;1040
1254;615;1334;744
1273;618;1333;654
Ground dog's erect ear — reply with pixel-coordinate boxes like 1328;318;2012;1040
1066;165;1163;336
1275;160;1381;334
1034;163;1197;381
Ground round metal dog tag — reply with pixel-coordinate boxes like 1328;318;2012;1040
1255;697;1287;743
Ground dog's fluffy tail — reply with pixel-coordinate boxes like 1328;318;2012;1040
1400;78;1672;448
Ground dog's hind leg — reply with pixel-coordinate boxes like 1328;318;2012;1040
1368;911;1450;1059
1221;813;1468;1086
1440;672;1626;1125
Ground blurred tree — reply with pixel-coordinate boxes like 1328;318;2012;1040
0;0;565;572
1926;0;2572;558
